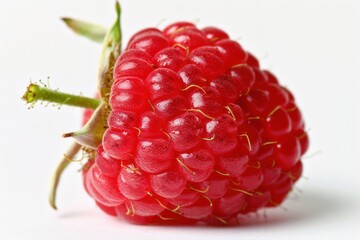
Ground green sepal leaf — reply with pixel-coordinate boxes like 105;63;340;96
98;1;122;100
62;17;107;43
62;2;122;150
62;104;108;149
49;142;82;210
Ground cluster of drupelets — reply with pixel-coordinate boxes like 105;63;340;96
81;22;309;225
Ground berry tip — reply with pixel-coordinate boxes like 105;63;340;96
62;132;75;138
49;200;58;211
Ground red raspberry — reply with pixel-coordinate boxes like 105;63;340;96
82;22;309;225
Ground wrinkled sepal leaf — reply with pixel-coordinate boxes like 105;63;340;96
98;1;122;100
63;104;108;149
62;17;107;43
49;142;82;210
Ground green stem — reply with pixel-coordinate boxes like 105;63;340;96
49;142;82;210
22;83;101;110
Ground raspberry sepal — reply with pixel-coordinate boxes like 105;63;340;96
98;1;122;100
62;17;107;43
49;142;82;210
63;104;108;149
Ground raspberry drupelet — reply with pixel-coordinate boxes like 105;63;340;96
82;21;309;225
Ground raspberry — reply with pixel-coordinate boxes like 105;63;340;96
22;3;309;226
83;22;309;225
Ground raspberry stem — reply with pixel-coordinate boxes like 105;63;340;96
22;83;101;109
49;142;82;210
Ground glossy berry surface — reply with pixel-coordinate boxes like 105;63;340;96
83;22;309;225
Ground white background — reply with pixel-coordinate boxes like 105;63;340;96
1;0;359;239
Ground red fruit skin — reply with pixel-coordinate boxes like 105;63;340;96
83;22;309;225
215;40;247;67
163;22;196;36
169;27;209;51
154;47;186;71
127;28;169;56
202;26;229;42
96;202;117;217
